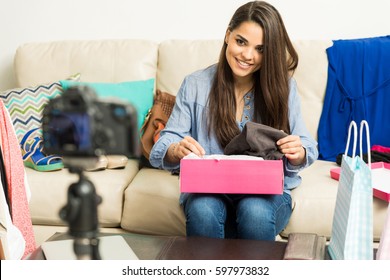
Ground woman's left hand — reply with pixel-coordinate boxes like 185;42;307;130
276;135;306;166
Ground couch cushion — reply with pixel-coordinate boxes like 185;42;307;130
27;160;139;227
14;40;158;88
282;159;389;240
121;168;185;236
124;161;388;240
0;74;80;143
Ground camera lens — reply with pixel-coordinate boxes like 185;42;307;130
112;105;127;121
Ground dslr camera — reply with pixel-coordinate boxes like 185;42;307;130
42;85;140;160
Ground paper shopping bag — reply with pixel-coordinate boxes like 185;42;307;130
328;120;374;260
376;204;390;260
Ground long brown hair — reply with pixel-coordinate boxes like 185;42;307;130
208;1;298;148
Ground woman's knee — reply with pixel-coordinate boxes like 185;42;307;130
236;195;291;240
184;194;227;238
185;195;224;216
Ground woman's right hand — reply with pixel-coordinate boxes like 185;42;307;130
168;136;205;162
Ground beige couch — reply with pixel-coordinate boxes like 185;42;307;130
11;39;389;247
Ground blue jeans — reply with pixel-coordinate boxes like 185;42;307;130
182;192;292;240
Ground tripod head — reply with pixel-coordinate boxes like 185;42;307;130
60;163;102;260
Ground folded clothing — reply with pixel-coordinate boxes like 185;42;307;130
224;122;288;160
336;150;390;166
372;145;390;154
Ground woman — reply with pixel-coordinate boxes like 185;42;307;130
150;1;318;240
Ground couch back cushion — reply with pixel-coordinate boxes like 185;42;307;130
292;40;333;140
14;39;332;140
14;39;159;87
157;40;223;95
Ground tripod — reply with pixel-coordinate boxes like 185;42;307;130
60;165;102;260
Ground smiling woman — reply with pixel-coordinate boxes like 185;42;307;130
225;22;263;103
224;21;264;122
208;0;299;149
149;1;318;241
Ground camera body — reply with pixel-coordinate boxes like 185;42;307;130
42;85;139;159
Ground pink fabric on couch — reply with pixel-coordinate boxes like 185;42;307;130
0;101;36;258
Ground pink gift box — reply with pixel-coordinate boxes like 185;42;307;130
180;157;284;194
330;161;390;202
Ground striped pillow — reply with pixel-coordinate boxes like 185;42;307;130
0;74;80;143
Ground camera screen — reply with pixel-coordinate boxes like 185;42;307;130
46;112;91;153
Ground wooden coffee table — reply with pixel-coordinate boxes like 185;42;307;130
27;232;288;260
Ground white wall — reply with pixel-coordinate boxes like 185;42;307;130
1;0;389;91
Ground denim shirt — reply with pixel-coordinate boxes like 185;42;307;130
150;64;318;196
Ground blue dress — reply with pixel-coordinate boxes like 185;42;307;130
318;35;390;161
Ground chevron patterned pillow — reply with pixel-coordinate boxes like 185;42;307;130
0;74;80;143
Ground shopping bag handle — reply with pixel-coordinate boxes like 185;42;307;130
345;121;357;158
344;120;371;168
359;120;371;168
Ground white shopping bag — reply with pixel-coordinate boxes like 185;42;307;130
328;120;374;260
